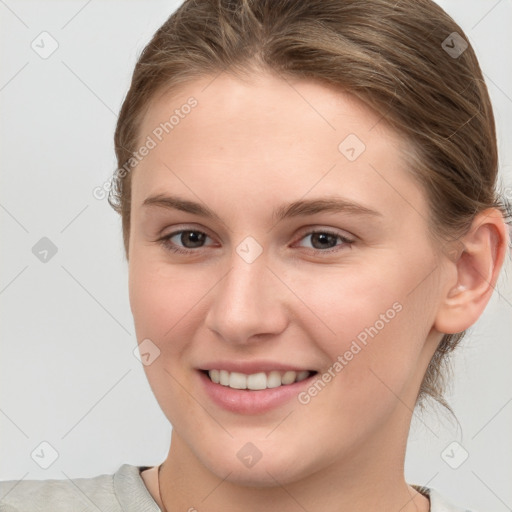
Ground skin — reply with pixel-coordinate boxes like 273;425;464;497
128;70;507;512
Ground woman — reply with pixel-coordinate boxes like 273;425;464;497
1;0;510;511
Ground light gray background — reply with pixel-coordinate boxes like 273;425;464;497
1;1;511;510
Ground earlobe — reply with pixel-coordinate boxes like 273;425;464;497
434;208;508;335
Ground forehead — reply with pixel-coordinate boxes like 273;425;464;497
139;71;395;155
132;71;427;226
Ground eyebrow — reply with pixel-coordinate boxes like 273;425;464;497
142;194;383;223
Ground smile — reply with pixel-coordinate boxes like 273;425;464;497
205;369;315;390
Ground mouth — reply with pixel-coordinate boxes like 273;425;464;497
201;369;317;390
197;362;320;414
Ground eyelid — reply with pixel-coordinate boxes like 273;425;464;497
159;226;217;251
294;225;356;242
160;224;356;241
159;223;216;241
157;225;355;255
291;228;355;253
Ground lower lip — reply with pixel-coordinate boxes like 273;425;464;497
198;370;316;414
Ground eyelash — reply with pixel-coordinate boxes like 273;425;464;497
157;228;354;256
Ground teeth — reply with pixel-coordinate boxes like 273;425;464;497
267;371;282;388
296;370;310;382
247;372;267;390
229;372;247;389
219;370;230;386
207;369;312;390
281;371;296;385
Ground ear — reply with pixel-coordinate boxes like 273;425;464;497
434;208;509;335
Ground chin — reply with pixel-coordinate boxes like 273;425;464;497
196;441;316;488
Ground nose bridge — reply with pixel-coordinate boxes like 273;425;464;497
204;242;287;344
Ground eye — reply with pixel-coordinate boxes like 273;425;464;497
295;229;354;253
158;229;214;255
157;228;354;255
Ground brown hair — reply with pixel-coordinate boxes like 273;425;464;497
109;0;511;409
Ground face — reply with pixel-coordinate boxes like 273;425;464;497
128;71;447;485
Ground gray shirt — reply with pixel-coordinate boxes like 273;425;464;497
0;464;475;511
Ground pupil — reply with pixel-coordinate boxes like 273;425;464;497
312;233;337;249
183;231;205;248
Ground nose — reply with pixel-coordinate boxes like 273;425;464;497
204;246;289;345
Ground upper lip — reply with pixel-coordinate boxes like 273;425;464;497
198;360;315;374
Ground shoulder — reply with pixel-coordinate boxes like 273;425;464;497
0;464;160;512
0;467;119;511
415;485;480;512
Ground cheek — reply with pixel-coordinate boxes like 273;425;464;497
290;263;404;353
128;253;202;345
298;259;435;401
128;256;208;425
